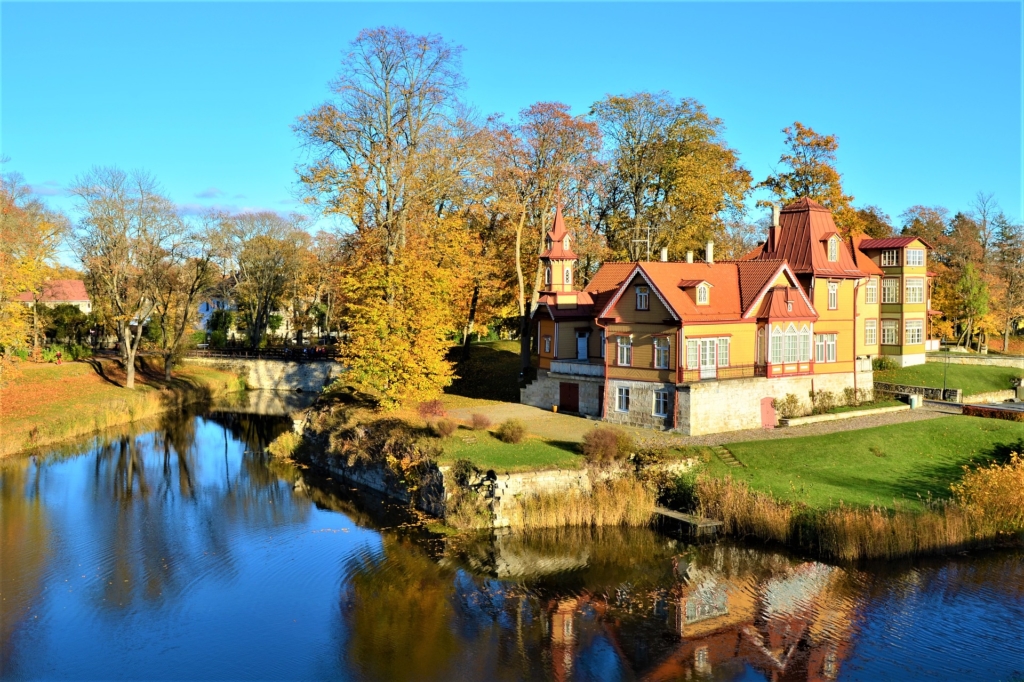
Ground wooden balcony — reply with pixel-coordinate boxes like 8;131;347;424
677;364;767;383
549;359;605;378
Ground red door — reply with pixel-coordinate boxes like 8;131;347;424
559;382;580;413
761;397;776;429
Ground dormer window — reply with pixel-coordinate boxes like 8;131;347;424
696;283;709;305
563;236;570;250
828;236;839;262
636;286;649;310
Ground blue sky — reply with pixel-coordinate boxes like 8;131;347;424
2;2;1021;233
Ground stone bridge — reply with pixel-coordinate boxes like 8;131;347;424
183;357;341;393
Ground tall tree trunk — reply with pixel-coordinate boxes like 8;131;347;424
164;350;173;381
123;328;136;390
514;211;531;375
461;283;480;361
32;302;40;350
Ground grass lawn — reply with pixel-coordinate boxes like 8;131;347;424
446;340;530;403
827;399;904;414
875;362;1023;397
0;358;241;457
711;416;1024;511
438;427;583;472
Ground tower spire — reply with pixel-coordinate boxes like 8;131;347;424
540;204;577;293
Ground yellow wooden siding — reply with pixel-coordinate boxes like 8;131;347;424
556;322;578;359
681;321;757;367
855;279;880;355
605;323;676;381
608;274;675;324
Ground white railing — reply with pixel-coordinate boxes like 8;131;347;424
550;360;605;377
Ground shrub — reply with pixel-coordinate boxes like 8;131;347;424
963;405;1024;422
13;348;29;361
842;387;870;407
433;418;458;438
951;452;1024;531
873;356;899;371
772;393;802;419
810;390;838;415
450;458;481;487
417;399;447;419
495;418;527;444
581;426;635;463
267;431;301;459
210;330;227;349
470;413;492;431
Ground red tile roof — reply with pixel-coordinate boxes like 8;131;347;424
755;286;816;320
735;259;790;313
14;279;89;303
848;234;885;276
752;198;867;278
858;236;935;250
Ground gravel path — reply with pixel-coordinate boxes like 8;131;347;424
447;401;954;447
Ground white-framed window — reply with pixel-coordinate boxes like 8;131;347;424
616;336;632;366
882;278;900;304
696;283;709;305
686;339;699;369
866;278;878;304
616;386;630;412
906;249;924;267
544;266;551;285
564;267;572;286
543;336;552;354
799;326;812;361
770;327;783;364
827;282;838;310
654;337;670;369
865;319;877;346
563;236;571;250
828;236;839;262
717;337;730;367
636;286;649;311
653;390;670;417
881;319;899;345
784;324;798;363
881;250;899;267
905;319;923;345
905;278;924;304
815;334;837;363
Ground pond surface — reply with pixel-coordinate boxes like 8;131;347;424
2;411;1022;681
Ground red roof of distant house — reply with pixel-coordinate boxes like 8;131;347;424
751;198;868;278
858;236;935;250
14;279;89;303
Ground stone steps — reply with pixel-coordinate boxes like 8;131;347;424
713;445;743;468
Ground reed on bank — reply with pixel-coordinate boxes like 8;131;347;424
696;453;1024;560
499;477;656;531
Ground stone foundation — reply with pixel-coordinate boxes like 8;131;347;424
520;370;603;416
603;379;675;430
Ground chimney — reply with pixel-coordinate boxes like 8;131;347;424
772;203;780;228
706;240;714;265
686;251;693;263
660;247;668;262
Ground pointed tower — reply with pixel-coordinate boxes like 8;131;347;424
540;204;577;294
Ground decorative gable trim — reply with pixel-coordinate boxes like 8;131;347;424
597;265;680;321
743;262;817;319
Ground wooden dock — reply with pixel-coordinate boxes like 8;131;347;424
654;506;724;536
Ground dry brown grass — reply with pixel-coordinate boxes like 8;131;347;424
499;477;655;531
267;431;302;459
695;456;1024;560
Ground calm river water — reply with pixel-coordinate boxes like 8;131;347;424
1;409;1022;681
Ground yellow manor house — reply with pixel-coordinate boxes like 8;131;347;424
522;199;939;435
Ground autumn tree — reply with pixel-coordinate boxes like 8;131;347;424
71;167;175;389
149;213;219;380
758;122;859;233
992;218;1024;350
487;102;602;373
900;205;949;244
853;205;893;238
593;92;751;261
220;212;306;349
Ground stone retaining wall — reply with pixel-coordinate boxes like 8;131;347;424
962;390;1018;404
874;381;961;403
927;354;1024;369
521;370;603;416
183;357;340;392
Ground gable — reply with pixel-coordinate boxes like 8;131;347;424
606;272;673;323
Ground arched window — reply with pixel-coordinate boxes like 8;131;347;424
770;326;783;364
757;327;765;363
563;235;570;250
563;267;572;286
544;266;551;285
696;283;709;305
784;323;798;363
798;325;811;361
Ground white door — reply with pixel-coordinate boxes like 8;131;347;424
576;333;588;361
699;339;717;379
